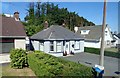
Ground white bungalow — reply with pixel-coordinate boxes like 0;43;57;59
30;25;84;57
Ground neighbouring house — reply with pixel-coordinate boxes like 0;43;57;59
30;25;84;56
0;12;27;53
75;25;114;48
112;34;120;47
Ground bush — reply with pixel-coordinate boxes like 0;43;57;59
85;47;119;58
28;51;93;77
10;49;28;69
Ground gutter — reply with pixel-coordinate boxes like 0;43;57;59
0;36;26;38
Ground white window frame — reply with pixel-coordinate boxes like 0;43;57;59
56;41;62;52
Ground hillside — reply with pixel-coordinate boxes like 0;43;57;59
23;2;95;36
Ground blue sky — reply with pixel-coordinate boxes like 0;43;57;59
0;2;118;32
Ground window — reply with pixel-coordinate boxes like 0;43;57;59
74;41;80;49
50;41;54;51
106;40;110;45
83;30;86;33
56;41;62;52
105;31;107;33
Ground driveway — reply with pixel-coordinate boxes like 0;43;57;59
60;52;119;76
0;53;10;64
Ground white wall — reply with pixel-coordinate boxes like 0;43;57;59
31;40;84;55
14;39;26;50
44;41;50;53
84;41;101;48
105;27;113;41
31;40;39;50
84;27;114;48
69;40;84;53
39;41;44;51
104;27;113;48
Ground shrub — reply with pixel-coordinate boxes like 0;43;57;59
85;47;119;58
28;51;93;77
10;49;28;69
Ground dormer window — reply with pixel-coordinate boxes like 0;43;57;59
83;30;87;33
81;30;90;35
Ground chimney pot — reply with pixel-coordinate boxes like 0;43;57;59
44;21;48;29
14;11;20;21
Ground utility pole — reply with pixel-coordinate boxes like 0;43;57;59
99;0;107;66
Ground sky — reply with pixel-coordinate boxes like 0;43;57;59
0;2;119;33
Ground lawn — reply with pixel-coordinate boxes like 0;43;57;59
85;47;120;58
1;63;36;77
0;64;2;78
105;48;118;52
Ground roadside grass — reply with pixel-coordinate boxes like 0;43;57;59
0;64;2;78
105;48;118;52
85;47;120;58
2;64;36;76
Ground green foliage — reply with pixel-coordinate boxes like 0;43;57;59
10;49;28;69
28;51;93;77
85;47;120;58
24;2;95;36
24;25;44;36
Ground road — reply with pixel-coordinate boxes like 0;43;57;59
60;52;119;76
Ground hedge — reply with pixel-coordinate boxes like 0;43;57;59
10;49;28;69
85;47;120;58
28;51;93;77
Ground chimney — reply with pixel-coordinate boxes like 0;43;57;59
44;21;48;29
74;26;78;33
14;11;20;21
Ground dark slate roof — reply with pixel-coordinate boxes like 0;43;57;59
76;25;103;41
0;16;26;38
31;25;83;40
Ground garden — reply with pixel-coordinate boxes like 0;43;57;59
2;49;93;78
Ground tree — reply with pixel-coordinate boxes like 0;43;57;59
24;2;95;36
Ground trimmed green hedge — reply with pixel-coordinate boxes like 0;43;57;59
85;47;120;58
28;51;93;77
10;49;28;69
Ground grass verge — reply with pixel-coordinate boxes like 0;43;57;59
2;63;35;76
85;47;120;58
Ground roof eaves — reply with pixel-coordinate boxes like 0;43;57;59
0;36;26;38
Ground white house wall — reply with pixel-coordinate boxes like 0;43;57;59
84;41;101;48
14;39;26;50
31;40;84;55
31;41;39;50
84;27;113;48
105;27;113;41
104;27;114;48
44;41;50;53
80;40;84;52
69;40;84;53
